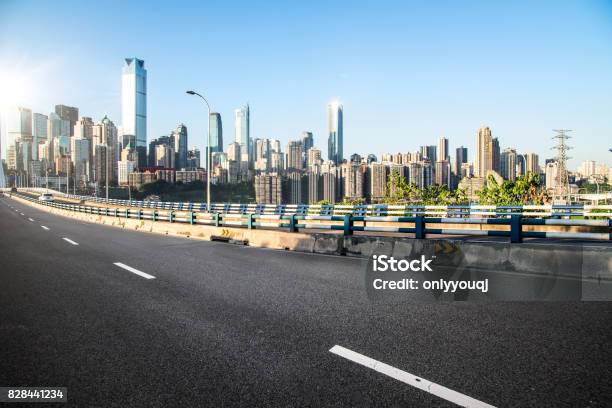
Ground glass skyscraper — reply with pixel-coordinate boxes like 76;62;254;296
327;102;343;165
121;58;147;148
234;104;250;169
173;124;188;170
209;113;223;153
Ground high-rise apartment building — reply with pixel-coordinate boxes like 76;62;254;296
92;116;119;182
308;148;322;167
55;105;79;136
501;148;517;181
307;164;322;203
286;140;304;171
475;126;493;177
370;162;388;200
525;153;539;175
434;160;451;187
341;163;365;200
155;144;175;168
321;162;338;203
327;102;343;165
284;171;304;204
121;58;147;148
234;104;250;170
254;173;282;204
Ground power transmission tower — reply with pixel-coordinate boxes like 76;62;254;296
551;129;572;203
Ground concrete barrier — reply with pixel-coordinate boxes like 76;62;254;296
10;194;611;284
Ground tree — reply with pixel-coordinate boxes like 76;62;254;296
385;170;417;203
477;172;548;205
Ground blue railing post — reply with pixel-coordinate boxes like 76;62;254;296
415;216;425;239
169;211;175;223
343;214;353;236
289;214;297;232
152;210;157;221
214;213;220;227
247;213;254;229
511;214;522;243
188;211;195;225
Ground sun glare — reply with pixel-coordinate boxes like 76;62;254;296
0;69;33;110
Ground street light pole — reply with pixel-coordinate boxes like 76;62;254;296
186;90;212;212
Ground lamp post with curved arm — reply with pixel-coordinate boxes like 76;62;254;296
186;90;212;212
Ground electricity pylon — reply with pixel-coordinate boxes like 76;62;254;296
551;129;572;203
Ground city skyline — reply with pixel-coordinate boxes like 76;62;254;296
1;1;612;168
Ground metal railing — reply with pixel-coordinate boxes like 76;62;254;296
14;188;612;219
10;192;612;243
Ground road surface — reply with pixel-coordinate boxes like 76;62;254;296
1;196;611;407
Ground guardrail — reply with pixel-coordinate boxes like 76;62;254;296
10;192;612;243
16;188;612;219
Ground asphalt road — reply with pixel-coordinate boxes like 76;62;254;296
1;195;611;407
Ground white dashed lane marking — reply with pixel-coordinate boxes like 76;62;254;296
62;237;79;246
113;262;156;280
329;345;496;408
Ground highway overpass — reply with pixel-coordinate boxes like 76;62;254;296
1;193;612;406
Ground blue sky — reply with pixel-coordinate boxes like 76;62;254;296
1;0;611;169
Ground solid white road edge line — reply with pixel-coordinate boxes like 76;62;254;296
329;345;496;408
113;262;156;280
62;237;79;245
41;226;50;230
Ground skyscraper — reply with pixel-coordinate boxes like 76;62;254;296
7;106;32;145
209;113;223;153
420;145;437;163
454;146;468;176
475;126;493;178
492;137;501;174
301;131;313;167
32;113;48;161
55;105;78;136
172;124;188;170
327;101;343;165
234;104;250;170
7;107;33;171
121;58;147;148
438;137;449;162
71;136;90;185
208;112;223;171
